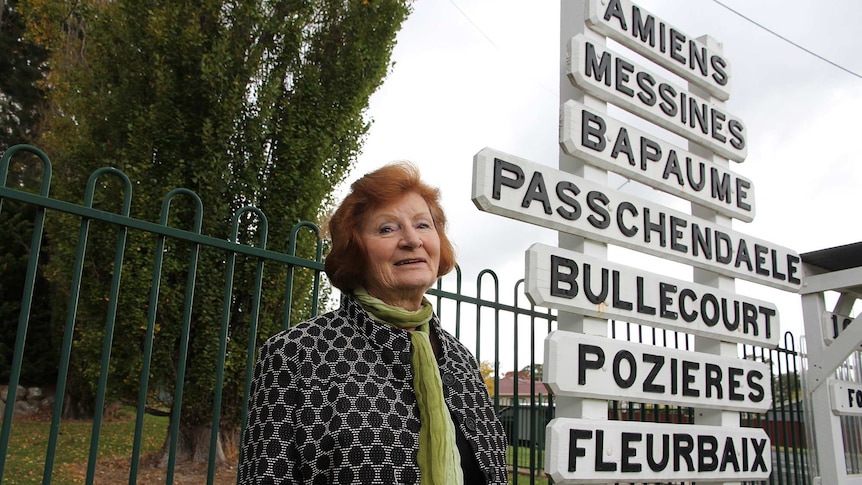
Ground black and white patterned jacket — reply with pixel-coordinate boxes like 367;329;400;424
239;294;508;484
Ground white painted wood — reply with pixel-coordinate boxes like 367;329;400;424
584;0;732;100
526;243;780;347
567;34;747;162
560;100;755;221
821;311;858;346
544;418;771;483
544;331;772;412
472;147;801;291
828;378;862;416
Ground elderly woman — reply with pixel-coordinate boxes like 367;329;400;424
239;162;508;484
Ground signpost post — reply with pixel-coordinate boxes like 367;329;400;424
471;0;803;482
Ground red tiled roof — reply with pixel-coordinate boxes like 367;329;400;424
495;377;549;396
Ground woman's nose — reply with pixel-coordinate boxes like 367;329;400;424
400;227;423;248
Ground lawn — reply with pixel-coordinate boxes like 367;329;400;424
3;409;166;484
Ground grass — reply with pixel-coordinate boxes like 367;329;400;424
2;409;166;485
4;410;546;484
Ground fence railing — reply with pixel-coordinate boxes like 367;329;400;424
0;145;810;484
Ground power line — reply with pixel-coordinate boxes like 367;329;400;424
712;0;862;80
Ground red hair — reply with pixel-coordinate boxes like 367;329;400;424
325;162;456;291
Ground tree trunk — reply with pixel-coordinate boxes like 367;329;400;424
158;423;240;467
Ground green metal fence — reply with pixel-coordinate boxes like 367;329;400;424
0;145;809;484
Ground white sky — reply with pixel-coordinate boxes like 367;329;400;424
336;0;862;372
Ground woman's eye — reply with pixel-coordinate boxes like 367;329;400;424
417;221;433;230
378;225;395;234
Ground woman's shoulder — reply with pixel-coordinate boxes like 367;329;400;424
258;306;353;354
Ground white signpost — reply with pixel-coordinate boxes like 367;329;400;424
545;420;770;483
469;0;796;482
526;243;780;347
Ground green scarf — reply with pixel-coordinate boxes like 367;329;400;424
354;288;464;485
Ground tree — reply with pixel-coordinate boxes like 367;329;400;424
479;360;495;397
0;0;54;386
24;0;411;462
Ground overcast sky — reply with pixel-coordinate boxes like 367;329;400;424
335;0;862;370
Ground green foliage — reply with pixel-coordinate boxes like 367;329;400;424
0;0;49;149
21;0;411;442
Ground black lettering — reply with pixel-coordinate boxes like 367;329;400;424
555;181;582;221
581;110;607;152
682;360;700;397
643;207;666;247
721;298;740;331
578;344;604;385
669;29;685;64
636;276;657;315
701;293;720;327
728;119;745;150
522;172;552;214
711;56;728;86
611;128;635;165
673;433;695;471
698;435;719;472
602;0;627;30
742;302;758;336
710;167;731;203
568;429;591;472
663;151;684;185
615;57;635;97
492;158;524;199
728;367;744;401
751;438;768;472
690;41;707;76
760;306;776;340
770;248;786;281
583;263;609;304
748;370;765;402
704;363;723;399
715;231;732;264
636;72;656;105
787;254;801;284
617;201;638;237
639;136;661;170
643;353;665;393
710;109;726;143
659;282;678;319
621;433;642;472
631;7;654;45
613;350;637;388
736;177;751;211
686;157;705;191
720;436;740;472
689;97;708;134
669;216;687;252
585;42;613;86
550;255;578;298
595;430;617;471
612;270;633;310
734;238;752;271
647;433;669;471
692;224;712;259
658;83;678;116
679;288;698;322
586;191;611;229
751;243;769;276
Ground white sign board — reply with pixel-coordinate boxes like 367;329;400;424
560;100;755;221
545;418;771;483
829;379;862;416
822;311;860;347
527;243;780;347
544;331;772;412
472;147;802;291
567;34;747;162
585;0;732;100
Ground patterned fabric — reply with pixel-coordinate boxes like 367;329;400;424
238;293;508;484
352;288;463;485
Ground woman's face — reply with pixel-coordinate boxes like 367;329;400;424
360;191;441;309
